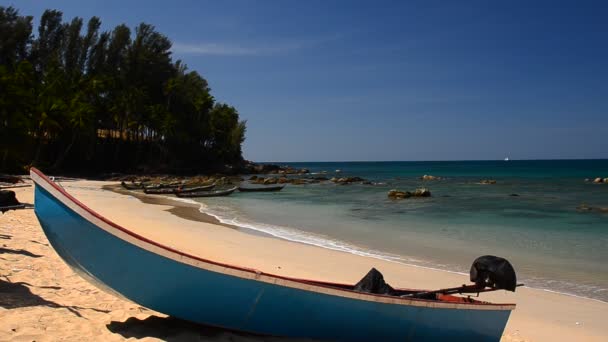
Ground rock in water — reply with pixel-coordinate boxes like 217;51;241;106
480;179;497;184
388;189;412;199
413;188;431;197
593;177;603;183
576;203;593;212
421;175;441;181
388;188;431;199
331;176;367;184
263;178;278;185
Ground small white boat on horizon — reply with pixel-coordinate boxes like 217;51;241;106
504;157;510;161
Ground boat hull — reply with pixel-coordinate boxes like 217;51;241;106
32;171;512;342
175;187;236;198
238;185;285;192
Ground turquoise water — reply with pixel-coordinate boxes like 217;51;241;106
195;160;608;301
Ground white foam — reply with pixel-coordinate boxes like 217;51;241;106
196;201;473;276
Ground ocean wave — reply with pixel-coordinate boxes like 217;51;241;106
197;202;414;263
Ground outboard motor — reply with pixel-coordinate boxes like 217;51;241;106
401;255;521;299
470;255;517;292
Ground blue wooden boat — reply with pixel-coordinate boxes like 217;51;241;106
31;168;515;341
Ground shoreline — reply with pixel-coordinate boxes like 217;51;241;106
110;184;607;305
110;185;471;278
108;185;276;240
3;180;607;341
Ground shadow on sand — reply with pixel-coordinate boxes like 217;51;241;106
107;315;315;342
0;247;42;258
0;279;110;317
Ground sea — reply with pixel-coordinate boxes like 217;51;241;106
192;160;608;302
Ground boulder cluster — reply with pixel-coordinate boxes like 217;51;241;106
330;176;369;185
388;188;431;199
239;161;309;175
586;177;608;184
249;176;312;185
479;179;497;185
116;174;239;187
421;175;442;181
248;175;370;186
269;167;310;175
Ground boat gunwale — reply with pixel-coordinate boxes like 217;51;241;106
174;186;237;198
30;167;516;310
237;184;286;192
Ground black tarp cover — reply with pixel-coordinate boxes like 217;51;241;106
353;268;396;295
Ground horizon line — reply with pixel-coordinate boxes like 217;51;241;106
254;158;608;164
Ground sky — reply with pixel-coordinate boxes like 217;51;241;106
6;0;608;161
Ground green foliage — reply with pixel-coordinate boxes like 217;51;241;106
0;6;247;174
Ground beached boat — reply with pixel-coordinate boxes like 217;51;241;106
175;184;216;194
143;182;181;191
238;184;285;192
143;184;216;195
143;187;176;195
175;186;237;198
31;167;516;341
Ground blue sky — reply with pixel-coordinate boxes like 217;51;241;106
8;0;608;161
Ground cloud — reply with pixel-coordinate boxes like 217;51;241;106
172;43;286;56
172;34;341;56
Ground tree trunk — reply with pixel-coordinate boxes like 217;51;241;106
52;132;77;170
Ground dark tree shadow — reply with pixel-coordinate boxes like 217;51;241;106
0;247;42;258
0;233;11;239
0;279;110;317
107;315;315;341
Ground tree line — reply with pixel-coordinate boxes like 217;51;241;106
0;6;247;174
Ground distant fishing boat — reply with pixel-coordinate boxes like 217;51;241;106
143;187;176;195
143;184;216;195
175;184;216;194
31;167;518;342
504;157;510;161
143;182;182;191
174;186;237;198
238;184;285;192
